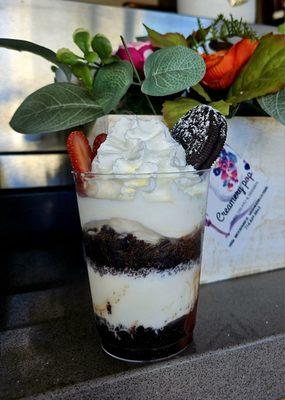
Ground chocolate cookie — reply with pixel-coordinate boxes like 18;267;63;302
171;105;227;170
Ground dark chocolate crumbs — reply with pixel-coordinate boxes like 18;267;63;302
106;302;112;315
83;224;202;276
96;301;198;361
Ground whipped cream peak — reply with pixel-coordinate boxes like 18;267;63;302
86;115;203;202
91;116;190;175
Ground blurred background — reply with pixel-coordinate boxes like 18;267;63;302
70;0;284;25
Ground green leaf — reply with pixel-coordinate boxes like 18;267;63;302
73;28;91;54
186;26;211;49
142;46;206;97
92;61;133;113
71;64;93;89
278;23;285;34
85;51;99;63
209;100;230;116
10;83;104;134
192;83;211;101
227;34;285;104
0;38;71;79
144;25;188;48
103;55;120;65
91;34;112;62
257;88;285;125
162;98;201;128
162;96;231;129
56;48;83;66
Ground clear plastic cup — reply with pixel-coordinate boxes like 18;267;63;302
74;169;210;362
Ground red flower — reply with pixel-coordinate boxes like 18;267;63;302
116;41;154;72
202;38;259;90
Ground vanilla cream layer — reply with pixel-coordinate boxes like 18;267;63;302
77;188;206;240
87;262;200;330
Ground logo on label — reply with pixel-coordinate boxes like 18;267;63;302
206;144;269;247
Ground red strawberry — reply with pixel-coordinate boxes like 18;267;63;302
92;133;107;160
67;131;92;173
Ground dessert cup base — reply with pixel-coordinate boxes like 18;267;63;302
101;334;193;363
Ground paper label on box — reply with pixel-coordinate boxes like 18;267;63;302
205;144;269;248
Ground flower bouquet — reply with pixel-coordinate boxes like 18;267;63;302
0;15;284;135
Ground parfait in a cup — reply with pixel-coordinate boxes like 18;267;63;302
68;106;227;362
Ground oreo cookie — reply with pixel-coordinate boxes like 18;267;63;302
171;105;227;170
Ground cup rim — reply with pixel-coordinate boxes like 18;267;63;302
71;168;211;178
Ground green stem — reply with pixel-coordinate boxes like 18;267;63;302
120;35;157;115
201;43;208;54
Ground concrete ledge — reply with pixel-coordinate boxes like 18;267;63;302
24;335;284;400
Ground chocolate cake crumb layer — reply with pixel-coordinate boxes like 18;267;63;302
96;301;198;361
83;224;202;274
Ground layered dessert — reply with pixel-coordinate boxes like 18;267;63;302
67;106;227;361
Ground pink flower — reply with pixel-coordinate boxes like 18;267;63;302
221;170;228;181
116;41;154;72
229;171;238;182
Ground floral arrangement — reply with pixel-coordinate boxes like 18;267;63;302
0;15;284;135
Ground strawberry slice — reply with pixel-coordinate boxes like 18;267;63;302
67;130;92;172
92;133;107;160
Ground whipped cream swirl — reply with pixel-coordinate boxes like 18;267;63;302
88;116;200;201
91;116;188;175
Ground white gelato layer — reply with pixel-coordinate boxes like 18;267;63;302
77;191;206;240
87;262;200;330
